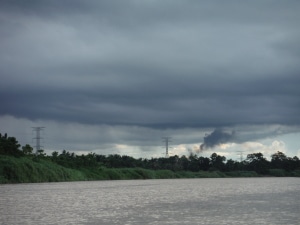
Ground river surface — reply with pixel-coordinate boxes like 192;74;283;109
0;178;299;225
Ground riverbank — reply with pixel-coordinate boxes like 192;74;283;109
1;156;299;184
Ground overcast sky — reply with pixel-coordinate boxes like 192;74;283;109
1;0;300;159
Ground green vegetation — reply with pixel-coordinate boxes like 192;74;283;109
0;155;86;183
0;133;300;183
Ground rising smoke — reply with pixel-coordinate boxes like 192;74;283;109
200;128;235;150
199;125;297;151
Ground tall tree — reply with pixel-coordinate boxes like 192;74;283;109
22;144;33;155
0;133;23;156
210;153;226;171
246;153;270;174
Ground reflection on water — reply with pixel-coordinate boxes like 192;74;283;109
0;178;299;225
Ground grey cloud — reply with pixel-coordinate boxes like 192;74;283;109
1;0;300;136
1;72;299;128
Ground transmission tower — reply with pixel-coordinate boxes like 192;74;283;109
237;151;244;162
32;127;45;154
162;137;172;158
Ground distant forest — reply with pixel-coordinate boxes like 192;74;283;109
1;133;300;183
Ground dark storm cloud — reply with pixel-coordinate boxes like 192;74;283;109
1;0;300;132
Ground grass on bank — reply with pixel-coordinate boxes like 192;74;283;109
0;156;85;183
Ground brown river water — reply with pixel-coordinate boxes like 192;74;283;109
0;177;299;224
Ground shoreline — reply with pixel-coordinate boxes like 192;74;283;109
1;156;299;184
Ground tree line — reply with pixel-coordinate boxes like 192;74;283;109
1;133;300;175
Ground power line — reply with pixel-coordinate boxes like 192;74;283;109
32;127;45;154
162;137;172;158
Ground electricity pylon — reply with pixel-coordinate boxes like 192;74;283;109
162;137;172;158
32;127;45;154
